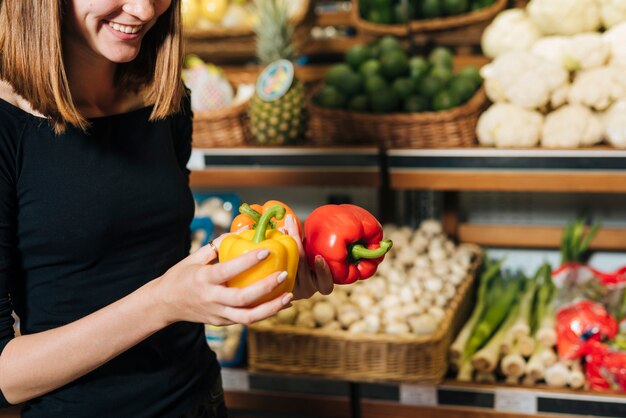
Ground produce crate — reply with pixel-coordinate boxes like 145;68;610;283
306;85;487;148
183;0;315;63
192;72;258;148
247;246;482;383
351;0;507;47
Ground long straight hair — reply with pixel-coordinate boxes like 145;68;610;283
0;0;184;134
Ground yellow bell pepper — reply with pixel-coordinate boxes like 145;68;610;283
219;204;299;306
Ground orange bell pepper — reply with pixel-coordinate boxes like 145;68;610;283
230;200;302;234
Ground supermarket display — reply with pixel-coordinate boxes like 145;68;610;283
181;0;307;31
205;324;247;367
478;0;626;148
356;0;498;24
248;0;307;145
317;37;482;113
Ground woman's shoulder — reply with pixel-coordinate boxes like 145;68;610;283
0;80;45;119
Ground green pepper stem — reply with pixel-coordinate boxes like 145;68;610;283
350;240;393;260
239;204;276;229
253;204;286;243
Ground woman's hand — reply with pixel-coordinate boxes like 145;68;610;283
281;214;334;300
152;232;292;326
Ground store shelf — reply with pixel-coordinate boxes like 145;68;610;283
220;368;626;418
458;224;626;251
388;149;626;193
189;147;381;188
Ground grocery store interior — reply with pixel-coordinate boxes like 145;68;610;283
5;0;626;417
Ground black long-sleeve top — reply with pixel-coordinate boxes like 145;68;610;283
0;96;217;417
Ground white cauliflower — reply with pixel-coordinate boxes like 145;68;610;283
551;83;571;109
482;51;569;109
477;103;543;148
541;105;604;148
528;0;601;35
533;34;609;71
481;9;543;59
563;33;610;71
599;0;626;29
532;37;569;67
603;22;626;68
568;66;626;111
603;100;626;147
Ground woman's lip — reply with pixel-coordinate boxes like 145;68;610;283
103;21;142;41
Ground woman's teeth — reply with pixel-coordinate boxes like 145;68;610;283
108;22;142;34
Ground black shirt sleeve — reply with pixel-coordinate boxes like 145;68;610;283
0;116;20;407
173;92;193;179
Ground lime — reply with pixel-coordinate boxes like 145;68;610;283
432;89;461;111
365;75;388;94
458;65;483;88
449;76;477;102
428;47;454;70
369;89;400;113
421;0;442;18
336;71;364;98
359;59;382;78
442;0;469;15
404;95;431;113
325;64;354;89
316;85;347;109
392;78;416;101
377;36;405;56
348;95;369;112
429;65;454;85
367;9;393;24
394;2;416;23
409;56;430;82
346;45;373;71
417;75;445;98
380;49;410;80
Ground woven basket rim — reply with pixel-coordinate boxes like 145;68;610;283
351;0;506;35
183;0;311;39
249;243;482;344
192;98;250;120
308;84;487;123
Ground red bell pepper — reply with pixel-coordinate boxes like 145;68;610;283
304;204;393;285
230;200;302;234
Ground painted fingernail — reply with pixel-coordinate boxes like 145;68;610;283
285;214;293;226
257;249;270;260
282;293;293;305
277;271;288;284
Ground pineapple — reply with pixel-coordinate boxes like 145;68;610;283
249;0;306;145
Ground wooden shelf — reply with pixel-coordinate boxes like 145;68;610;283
189;147;381;188
458;224;626;251
389;149;626;193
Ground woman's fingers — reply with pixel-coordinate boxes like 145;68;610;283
220;292;293;325
212;271;288;307
186;241;218;265
313;256;334;295
202;248;271;284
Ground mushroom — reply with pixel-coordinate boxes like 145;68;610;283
312;301;336;326
408;314;439;335
348;320;368;334
385;321;410;335
276;306;298;325
295;311;316;328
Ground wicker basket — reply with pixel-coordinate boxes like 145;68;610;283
248;246;482;383
191;72;258;148
306;85;487;148
184;0;314;62
351;0;507;46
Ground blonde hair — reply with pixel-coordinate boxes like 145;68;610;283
0;0;184;134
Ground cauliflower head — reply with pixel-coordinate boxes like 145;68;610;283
568;66;626;111
604;22;626;68
528;0;601;35
541;105;604;148
483;51;569;109
477;103;543;148
603;100;626;148
599;0;626;29
481;9;543;59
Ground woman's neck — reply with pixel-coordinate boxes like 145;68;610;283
63;36;144;117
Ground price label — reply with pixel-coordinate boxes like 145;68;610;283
221;368;250;392
495;388;537;414
400;384;437;406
